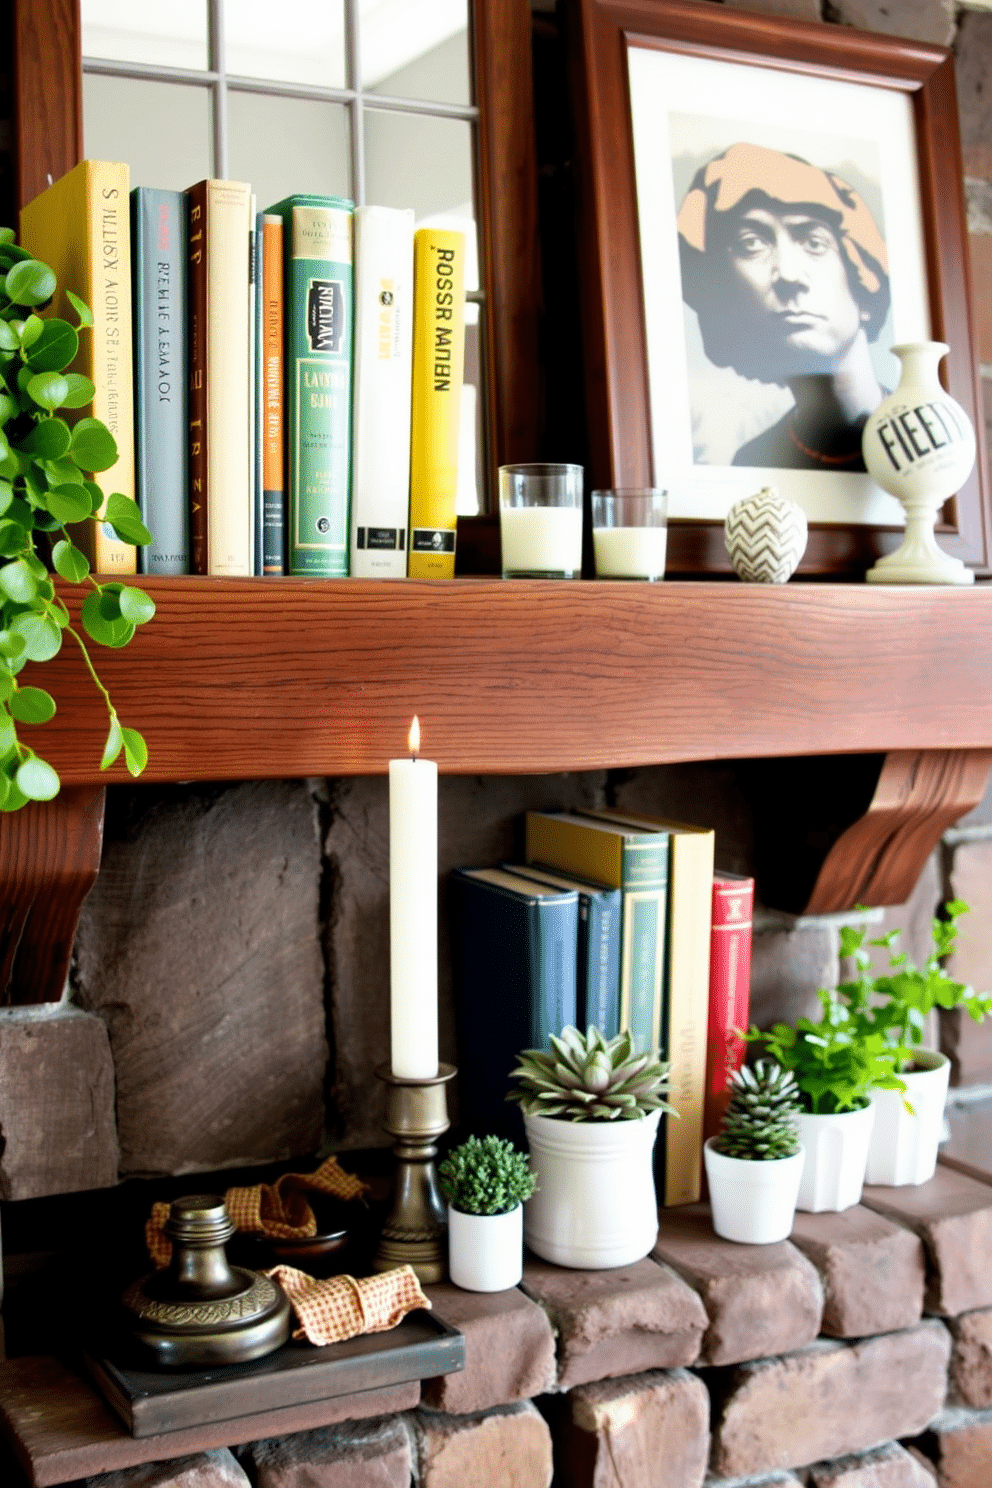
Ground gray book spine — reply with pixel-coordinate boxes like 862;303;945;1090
132;187;189;574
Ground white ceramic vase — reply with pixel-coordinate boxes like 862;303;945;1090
863;342;976;586
724;486;808;583
447;1204;524;1292
864;1050;950;1187
523;1108;661;1268
703;1138;805;1245
795;1103;875;1213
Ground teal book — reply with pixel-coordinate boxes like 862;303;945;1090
525;810;669;1056
450;865;579;1141
130;187;188;574
265;193;354;576
502;861;621;1038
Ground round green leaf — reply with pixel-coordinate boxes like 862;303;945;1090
0;480;12;515
0;774;27;812
0;628;25;660
45;485;92;525
9;611;62;661
15;755;60;800
42;456;83;486
104;492;152;545
69;418;117;472
26;372;69;412
0;322;19;353
52;539;90;583
0;671;11;701
118;586;156;625
0;229;15;246
24;319;78;373
23;418;71;459
82;590;131;647
61;373;95;410
0;559;37;603
9;686;55;724
20;315;43;350
0;520;27;557
66;290;93;327
100;713;123;770
5;259;56;307
121;727;148;777
0;392;18;424
83;480;104;515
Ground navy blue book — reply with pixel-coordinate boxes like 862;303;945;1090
450;865;579;1142
131;187;189;574
501;861;621;1038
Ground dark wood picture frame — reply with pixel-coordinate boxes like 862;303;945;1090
565;0;991;578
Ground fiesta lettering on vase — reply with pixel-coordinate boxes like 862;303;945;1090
873;399;970;473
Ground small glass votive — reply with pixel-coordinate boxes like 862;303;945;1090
498;462;584;579
591;488;668;581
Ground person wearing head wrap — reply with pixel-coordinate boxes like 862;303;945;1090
677;141;891;470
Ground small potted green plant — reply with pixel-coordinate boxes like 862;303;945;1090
839;899;992;1187
438;1134;536;1292
507;1024;675;1268
749;991;906;1213
0;230;153;810
703;1060;805;1244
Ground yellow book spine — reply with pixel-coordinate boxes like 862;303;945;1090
407;228;466;578
662;829;714;1206
204;179;252;577
20;159;136;574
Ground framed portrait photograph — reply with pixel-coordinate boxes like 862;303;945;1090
566;0;991;577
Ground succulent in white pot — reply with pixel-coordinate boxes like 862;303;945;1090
704;1060;804;1244
507;1025;675;1269
438;1134;536;1292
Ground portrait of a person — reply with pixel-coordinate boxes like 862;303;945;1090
676;141;891;471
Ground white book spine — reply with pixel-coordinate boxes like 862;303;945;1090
350;205;415;579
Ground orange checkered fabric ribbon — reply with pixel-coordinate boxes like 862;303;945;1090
146;1156;369;1268
267;1264;430;1346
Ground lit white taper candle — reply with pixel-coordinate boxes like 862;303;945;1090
389;715;439;1078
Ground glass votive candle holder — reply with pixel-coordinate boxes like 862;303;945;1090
498;463;584;579
591;488;668;581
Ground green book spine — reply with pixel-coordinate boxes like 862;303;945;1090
268;194;354;576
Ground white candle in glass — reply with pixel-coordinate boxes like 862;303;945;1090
593;525;668;580
500;505;583;576
389;715;439;1078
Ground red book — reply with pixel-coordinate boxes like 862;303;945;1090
703;872;754;1142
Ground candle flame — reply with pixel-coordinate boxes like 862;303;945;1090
407;715;421;758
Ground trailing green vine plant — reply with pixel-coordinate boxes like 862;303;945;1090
0;229;153;810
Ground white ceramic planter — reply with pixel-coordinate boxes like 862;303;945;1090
795;1103;875;1213
447;1204;524;1292
864;1051;950;1187
523;1108;661;1268
703;1138;805;1244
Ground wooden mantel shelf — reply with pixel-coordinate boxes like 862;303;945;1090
23;576;992;784
4;575;992;1004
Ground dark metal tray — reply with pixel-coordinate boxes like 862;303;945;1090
84;1309;464;1438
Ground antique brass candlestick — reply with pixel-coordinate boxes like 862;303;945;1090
372;1063;456;1284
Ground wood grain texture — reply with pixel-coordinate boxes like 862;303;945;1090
473;0;543;474
0;785;104;1004
804;749;992;913
565;0;991;577
12;0;81;211
12;577;992;784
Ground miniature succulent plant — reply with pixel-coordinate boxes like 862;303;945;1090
713;1059;802;1161
438;1134;537;1216
507;1024;676;1122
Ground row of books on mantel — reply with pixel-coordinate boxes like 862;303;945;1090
450;807;754;1206
18;159;467;579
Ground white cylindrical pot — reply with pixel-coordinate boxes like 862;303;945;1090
795;1104;875;1213
864;1051;951;1187
703;1138;805;1244
523;1109;661;1268
448;1204;523;1292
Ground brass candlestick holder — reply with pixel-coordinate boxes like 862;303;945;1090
372;1062;456;1284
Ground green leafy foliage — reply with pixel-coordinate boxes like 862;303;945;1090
713;1060;802;1161
0;229;154;806
746;988;909;1115
437;1135;537;1216
507;1024;677;1123
837;901;992;1073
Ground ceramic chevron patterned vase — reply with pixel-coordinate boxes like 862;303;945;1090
724;486;808;583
